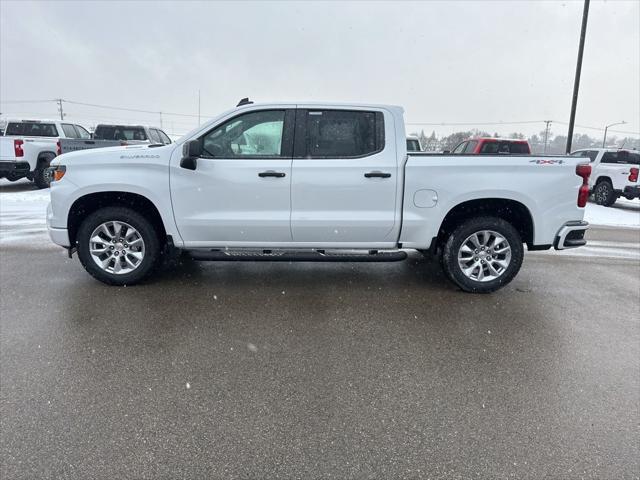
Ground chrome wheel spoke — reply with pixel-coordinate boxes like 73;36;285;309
458;229;511;283
89;221;145;275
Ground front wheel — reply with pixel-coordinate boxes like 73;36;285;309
441;216;524;293
76;207;161;285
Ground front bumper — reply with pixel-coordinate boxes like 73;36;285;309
623;185;640;199
46;203;70;247
554;221;589;250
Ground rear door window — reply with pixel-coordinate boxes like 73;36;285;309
74;125;91;139
301;110;384;158
157;130;172;144
5;122;59;137
61;124;78;138
148;129;162;144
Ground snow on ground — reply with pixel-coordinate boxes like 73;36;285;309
0;178;638;254
584;197;640;229
0;179;51;247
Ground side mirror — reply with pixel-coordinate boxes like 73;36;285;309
443;150;450;154
180;140;201;170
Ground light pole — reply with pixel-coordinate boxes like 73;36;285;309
602;121;626;147
566;0;590;153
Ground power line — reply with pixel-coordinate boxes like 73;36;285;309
0;99;56;104
406;120;546;126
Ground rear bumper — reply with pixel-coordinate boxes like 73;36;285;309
554;221;588;250
0;161;30;177
623;186;640;199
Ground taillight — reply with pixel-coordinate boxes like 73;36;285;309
629;167;639;183
576;163;591;207
14;139;24;157
56;140;61;156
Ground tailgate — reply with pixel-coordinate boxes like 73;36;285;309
0;138;17;161
59;139;128;154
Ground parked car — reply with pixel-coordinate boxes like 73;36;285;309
449;137;531;155
47;101;590;292
570;148;639;206
59;124;172;154
0;119;90;188
406;136;422;152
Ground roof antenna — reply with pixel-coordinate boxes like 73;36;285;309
236;97;253;107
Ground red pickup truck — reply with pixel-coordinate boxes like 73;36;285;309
450;137;531;154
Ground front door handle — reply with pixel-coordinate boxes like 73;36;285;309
259;171;286;178
364;171;391;178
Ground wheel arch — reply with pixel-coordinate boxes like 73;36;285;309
595;176;612;185
436;198;534;250
67;191;167;247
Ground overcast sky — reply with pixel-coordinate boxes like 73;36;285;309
1;0;638;139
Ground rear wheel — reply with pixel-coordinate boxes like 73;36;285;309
76;207;161;285
593;180;616;206
441;216;524;293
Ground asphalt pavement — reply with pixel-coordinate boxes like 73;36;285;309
1;237;639;479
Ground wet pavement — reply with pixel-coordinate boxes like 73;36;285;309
1;242;638;479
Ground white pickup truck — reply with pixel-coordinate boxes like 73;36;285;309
47;101;591;293
59;124;172;154
0;119;91;188
570;148;639;206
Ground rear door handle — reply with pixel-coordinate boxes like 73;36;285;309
259;171;286;178
364;171;391;178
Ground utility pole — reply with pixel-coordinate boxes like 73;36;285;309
56;98;65;120
198;89;201;126
566;0;590;153
159;111;163;129
543;120;552;154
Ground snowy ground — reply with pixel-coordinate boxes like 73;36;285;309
1;178;639;254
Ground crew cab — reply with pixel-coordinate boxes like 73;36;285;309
47;101;590;293
0;119;91;188
59;124;172;155
570;148;640;206
450;137;531;155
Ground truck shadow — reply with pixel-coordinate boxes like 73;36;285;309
0;179;38;193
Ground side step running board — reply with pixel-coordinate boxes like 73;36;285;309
187;249;408;263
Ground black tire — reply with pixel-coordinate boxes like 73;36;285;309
593;180;616;207
441;216;524;293
33;154;54;189
76;207;161;286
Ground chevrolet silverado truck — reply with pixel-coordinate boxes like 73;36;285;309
46;101;591;293
59;124;172;154
570;148;639;206
0;119;91;188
